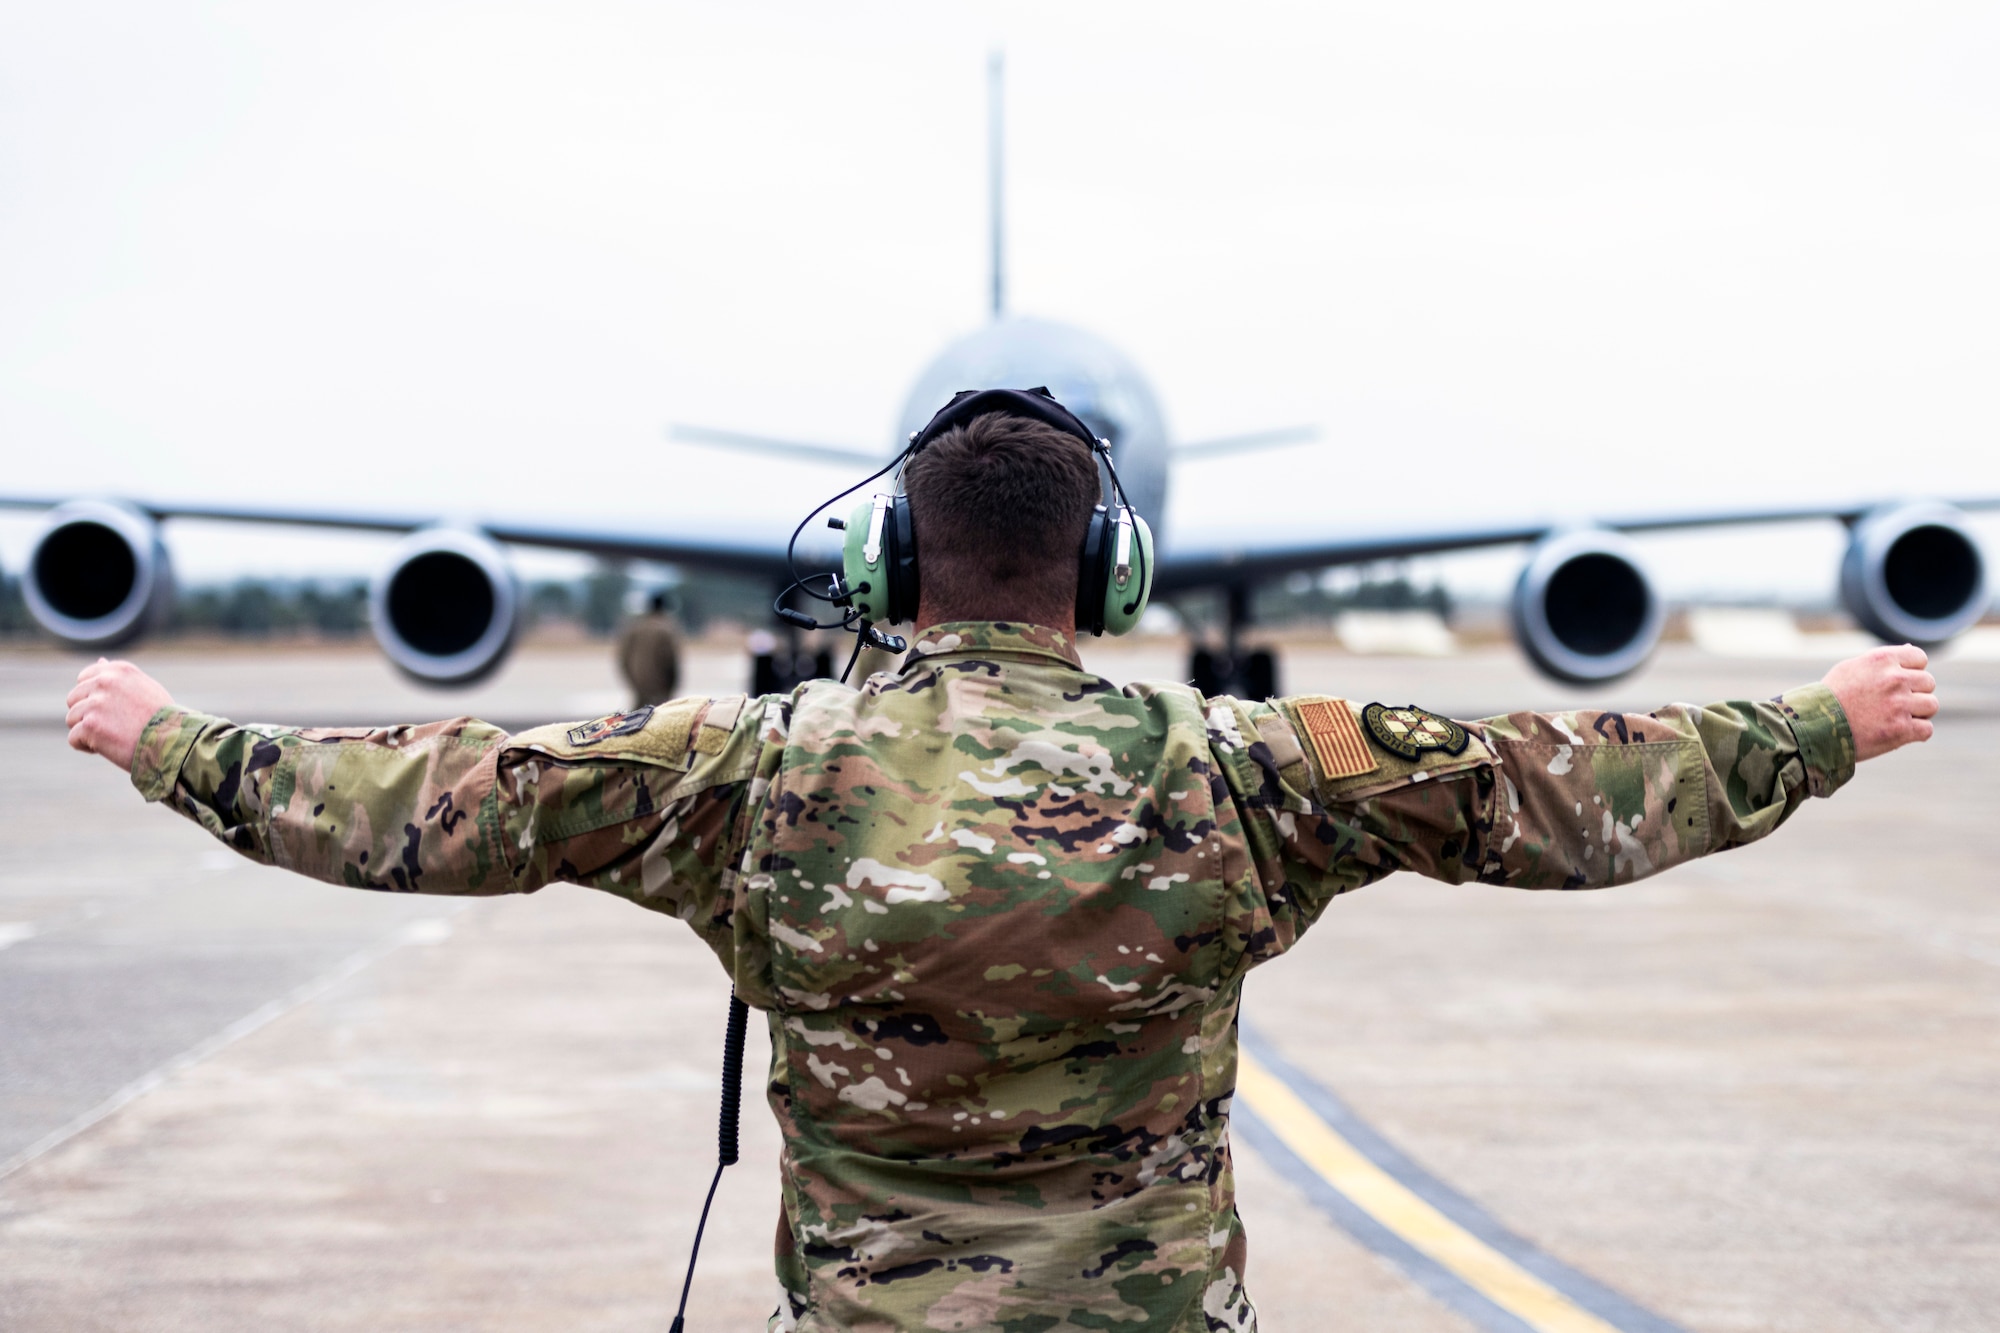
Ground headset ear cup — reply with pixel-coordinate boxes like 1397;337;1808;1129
842;497;889;622
1076;505;1112;636
841;494;921;624
888;495;919;624
1099;511;1154;637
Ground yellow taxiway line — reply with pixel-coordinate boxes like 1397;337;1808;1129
1235;1049;1624;1333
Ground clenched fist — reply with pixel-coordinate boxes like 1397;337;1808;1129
1823;644;1938;762
67;659;174;773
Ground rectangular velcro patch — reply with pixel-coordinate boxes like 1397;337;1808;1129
1293;697;1377;781
692;694;747;755
510;695;705;770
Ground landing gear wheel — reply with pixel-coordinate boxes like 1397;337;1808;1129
1185;648;1280;699
751;647;837;695
1190;648;1224;695
1243;649;1277;701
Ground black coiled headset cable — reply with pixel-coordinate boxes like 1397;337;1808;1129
669;609;882;1329
668;989;749;1332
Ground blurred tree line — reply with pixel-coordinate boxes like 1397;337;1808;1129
0;574;27;636
1255;571;1453;623
0;564;1446;641
175;581;371;635
0;564;779;639
1169;570;1452;635
531;567;774;635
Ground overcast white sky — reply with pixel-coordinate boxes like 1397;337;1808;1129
3;1;1997;602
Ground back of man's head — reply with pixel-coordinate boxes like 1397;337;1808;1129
904;412;1102;626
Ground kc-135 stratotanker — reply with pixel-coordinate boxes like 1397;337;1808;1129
6;58;1993;696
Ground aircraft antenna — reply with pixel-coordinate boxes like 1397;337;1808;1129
988;49;1005;320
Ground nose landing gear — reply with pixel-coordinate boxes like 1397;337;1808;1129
1185;583;1280;700
1189;646;1277;700
750;641;834;695
749;586;837;694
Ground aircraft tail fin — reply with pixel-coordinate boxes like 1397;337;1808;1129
989;50;1005;320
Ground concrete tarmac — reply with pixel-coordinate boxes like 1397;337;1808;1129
0;638;1995;1330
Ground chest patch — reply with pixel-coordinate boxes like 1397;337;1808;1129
1362;703;1469;760
566;706;655;747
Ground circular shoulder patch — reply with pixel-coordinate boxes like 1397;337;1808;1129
1361;703;1469;761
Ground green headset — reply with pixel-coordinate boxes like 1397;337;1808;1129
829;387;1155;637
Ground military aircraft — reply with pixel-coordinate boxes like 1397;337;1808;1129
5;56;1994;696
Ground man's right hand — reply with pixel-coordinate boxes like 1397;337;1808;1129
67;659;175;774
1823;644;1938;763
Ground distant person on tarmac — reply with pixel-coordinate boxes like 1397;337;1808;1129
65;391;1938;1332
616;589;681;707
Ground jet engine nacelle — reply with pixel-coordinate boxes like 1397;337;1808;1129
1512;530;1664;684
370;529;519;686
1838;502;1987;646
22;500;176;648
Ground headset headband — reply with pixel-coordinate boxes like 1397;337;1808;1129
907;386;1107;457
783;383;1150;648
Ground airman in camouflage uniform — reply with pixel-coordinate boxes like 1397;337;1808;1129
616;594;682;707
125;618;1855;1331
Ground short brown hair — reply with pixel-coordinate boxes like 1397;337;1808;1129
904;412;1102;620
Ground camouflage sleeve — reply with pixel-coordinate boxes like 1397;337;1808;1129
127;698;772;941
1221;684;1855;964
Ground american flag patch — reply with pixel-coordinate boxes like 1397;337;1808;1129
1294;698;1377;781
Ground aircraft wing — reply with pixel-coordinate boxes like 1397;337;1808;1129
1152;495;2000;592
476;516;799;579
9;488;1997;595
6;487;1995;689
0;490;824;683
1155;491;1998;685
0;494;803;580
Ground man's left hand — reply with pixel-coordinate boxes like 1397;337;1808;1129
67;659;174;773
1823;644;1938;763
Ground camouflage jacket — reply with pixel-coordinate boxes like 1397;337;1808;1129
131;621;1855;1332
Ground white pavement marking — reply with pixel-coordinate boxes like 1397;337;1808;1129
1942;626;2000;661
1335;610;1459;657
564;690;629;716
0;911;464;1184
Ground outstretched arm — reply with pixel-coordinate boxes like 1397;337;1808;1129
1347;646;1929;887
66;659;760;917
1227;646;1935;960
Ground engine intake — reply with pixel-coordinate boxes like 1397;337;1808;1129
1512;530;1664;683
370;529;519;685
22;501;175;647
1839;502;1987;645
